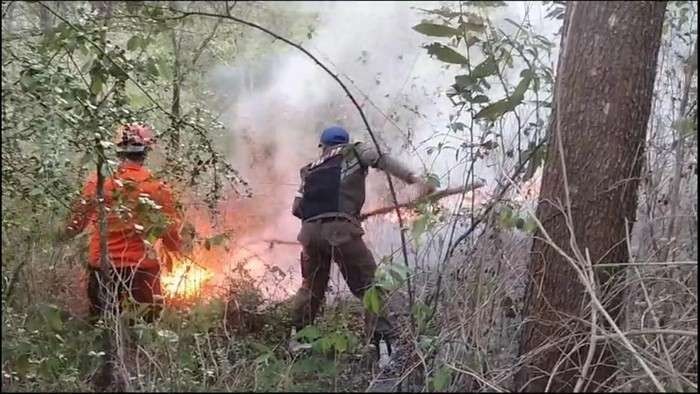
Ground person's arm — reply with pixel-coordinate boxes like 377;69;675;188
291;167;306;219
65;174;97;239
354;142;435;193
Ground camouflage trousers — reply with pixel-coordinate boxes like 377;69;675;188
290;218;395;341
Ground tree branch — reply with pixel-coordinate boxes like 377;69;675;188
359;183;484;221
163;6;418;329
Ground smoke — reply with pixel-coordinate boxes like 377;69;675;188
201;1;558;299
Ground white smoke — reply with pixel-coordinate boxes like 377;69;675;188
205;1;559;299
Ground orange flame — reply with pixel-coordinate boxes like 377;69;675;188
161;256;214;299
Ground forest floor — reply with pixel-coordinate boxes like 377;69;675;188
1;259;409;392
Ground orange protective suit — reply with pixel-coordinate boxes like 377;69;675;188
67;161;182;269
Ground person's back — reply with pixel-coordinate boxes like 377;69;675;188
293;137;425;224
72;161;181;269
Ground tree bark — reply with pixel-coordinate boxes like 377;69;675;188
515;2;666;392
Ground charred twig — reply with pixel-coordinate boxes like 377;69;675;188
262;239;300;247
359;183;485;221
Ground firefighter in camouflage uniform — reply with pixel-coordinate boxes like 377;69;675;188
291;126;435;347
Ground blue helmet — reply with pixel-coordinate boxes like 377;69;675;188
319;126;349;147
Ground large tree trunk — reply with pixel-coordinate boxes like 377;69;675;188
515;2;666;392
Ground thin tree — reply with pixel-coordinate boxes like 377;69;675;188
516;1;667;392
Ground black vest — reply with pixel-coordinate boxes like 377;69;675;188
300;144;367;220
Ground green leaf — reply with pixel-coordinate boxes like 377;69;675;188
546;6;565;20
432;366;453;391
296;325;321;342
254;351;273;365
388;264;409;283
316;337;333;354
534;34;555;49
498;206;514;228
412;214;429;240
470;94;490;103
474;71;532;121
90;74;104;96
470;56;498;79
14;353;31;376
454;74;478;90
524;215;539;233
146;58;160;78
512;69;534;100
412;302;432;331
126;35;142;51
672;117;697;137
412;22;460;37
362;286;382;314
157;56;172;80
109;64;129;81
38;304;65;333
376;271;397;290
423;43;468;64
81;59;94;74
329;332;349;353
459;21;487;33
523;142;546;181
250;341;271;354
474;98;516;121
426;173;441;188
146;232;158;245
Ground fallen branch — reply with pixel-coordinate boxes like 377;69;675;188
250;184;487;247
359;182;485;221
259;239;300;247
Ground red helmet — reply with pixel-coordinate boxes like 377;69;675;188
115;122;155;153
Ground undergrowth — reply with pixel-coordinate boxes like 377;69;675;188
1;268;377;392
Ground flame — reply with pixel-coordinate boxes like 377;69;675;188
161;256;214;299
